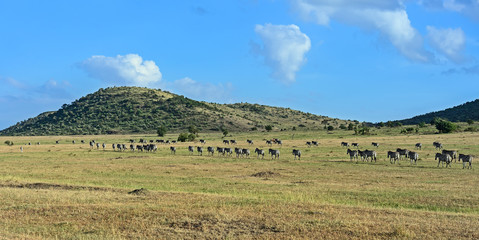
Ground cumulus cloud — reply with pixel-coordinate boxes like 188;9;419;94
79;54;162;86
427;26;466;63
254;23;311;83
292;0;432;62
170;77;233;102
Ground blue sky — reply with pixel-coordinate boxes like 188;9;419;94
1;0;478;130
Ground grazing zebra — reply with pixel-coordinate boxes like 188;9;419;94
292;149;301;160
96;143;100;149
188;146;194;154
396;148;409;160
200;139;206;144
158;140;164;144
230;140;237;145
436;153;452;168
224;148;233;157
246;139;254;145
266;140;272;146
415;143;422;150
117;144;122;151
306;141;312;147
371;142;379;148
352;143;359;148
223;140;230;145
458;154;473;169
37;142;40;145
89;141;94;149
139;139;145;143
197;146;203;156
433;141;443;149
148;144;158;152
170;146;176;154
255;148;265;159
347;149;358;161
312;141;318;146
130;144;135;151
268;149;280;159
102;143;106;150
81;140;85;144
341;142;350;147
408;151;419;165
130;139;135;143
56;141;59;144
242;148;250;158
172;140;177;144
165;140;171;144
122;144;126;151
207;146;215;156
276;140;282;146
149;140;154;143
387;151;400;164
216;147;225;156
136;145;143;152
364;150;377;162
442;150;458;162
20;146;23;152
112;144;116;151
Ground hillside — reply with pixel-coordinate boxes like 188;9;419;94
399;99;479;125
0;86;352;136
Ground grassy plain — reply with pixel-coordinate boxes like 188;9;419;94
1;128;479;239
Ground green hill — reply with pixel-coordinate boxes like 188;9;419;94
399;99;479;125
0;86;352;136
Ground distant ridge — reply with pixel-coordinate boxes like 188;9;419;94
0;86;352;136
399;99;479;125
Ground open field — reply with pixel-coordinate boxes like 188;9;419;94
1;130;479;239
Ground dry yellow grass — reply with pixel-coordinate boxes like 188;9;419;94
0;131;478;239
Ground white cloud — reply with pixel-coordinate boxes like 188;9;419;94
254;23;311;83
292;0;432;62
420;0;479;21
79;54;162;86
427;26;466;63
170;77;233;102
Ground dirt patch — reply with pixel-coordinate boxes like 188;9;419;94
251;171;280;178
128;188;149;195
0;182;115;192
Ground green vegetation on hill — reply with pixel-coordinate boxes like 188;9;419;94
0;86;352;136
400;99;479;125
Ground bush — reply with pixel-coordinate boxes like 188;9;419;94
327;126;334;131
464;126;477;132
339;124;347;130
418;122;426;128
348;123;354;130
467;119;474;125
265;125;273;132
434;119;457;133
4;140;14;146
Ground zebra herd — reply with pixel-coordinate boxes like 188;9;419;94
344;141;472;169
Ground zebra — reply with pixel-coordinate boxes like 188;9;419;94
149;140;154;143
216;147;225;156
306;142;312;147
347;149;358;161
408;151;419;165
266;140;272;146
230;140;237;145
223;140;230;145
170;146;176;154
172;140;177;144
207;146;215;156
112;144;116;151
130;144;135;151
269;149;280;159
188;146;194;155
442;150;458;162
224;148;233;157
292;149;301;160
433;141;443;149
234;148;242;158
96;143;100;149
415;143;422;150
364;150;377;162
102;143;106;150
312;141;319;146
387;151;400;164
276;140;283;146
371;142;379;148
341;142;350;147
255;148;265;159
139;139;145;143
20;146;23;152
396;148;409;160
200;139;206;144
81;140;85;144
458;154;473;169
165;140;170;144
89;141;94;149
242;148;250;158
136;145;143;152
352;143;359;148
436;153;452;168
197;146;203;156
129;139;135;143
246;139;254;145
56;141;59;144
116;144;122;151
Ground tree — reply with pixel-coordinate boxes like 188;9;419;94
348;123;354;130
188;125;199;136
467;119;474;125
157;126;167;137
221;128;228;137
265;125;273;132
177;133;197;142
327;126;334;131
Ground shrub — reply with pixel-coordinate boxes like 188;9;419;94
327;126;334;131
434;119;457;133
157;126;167;137
467;119;474;125
4;140;14;146
265;125;273;132
339;124;347;130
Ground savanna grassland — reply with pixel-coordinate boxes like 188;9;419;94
1;129;479;239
